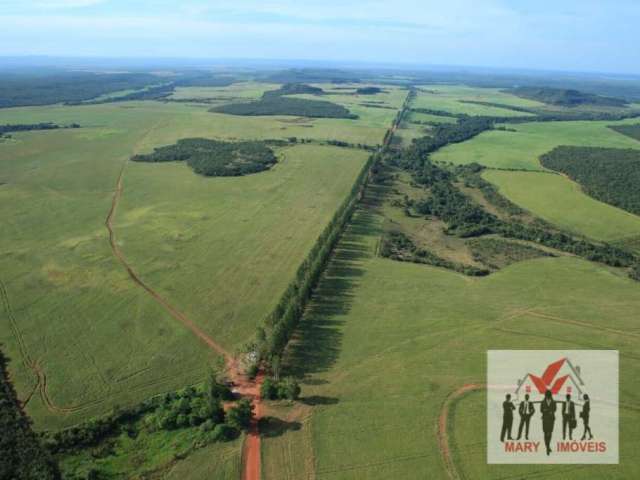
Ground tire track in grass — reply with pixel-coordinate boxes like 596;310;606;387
105;157;263;480
437;383;484;480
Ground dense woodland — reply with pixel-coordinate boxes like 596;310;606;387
509;86;628;107
609;123;640;142
211;85;357;118
356;87;383;95
132;138;277;177
540;146;640;216
0;350;60;480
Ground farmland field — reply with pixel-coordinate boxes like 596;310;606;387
483;170;640;242
262;202;640;479
432;120;640;171
0;82;399;436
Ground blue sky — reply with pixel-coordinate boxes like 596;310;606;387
1;0;639;74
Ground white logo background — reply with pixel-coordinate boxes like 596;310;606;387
487;350;618;464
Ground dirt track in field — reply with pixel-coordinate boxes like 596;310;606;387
105;161;263;480
437;383;484;480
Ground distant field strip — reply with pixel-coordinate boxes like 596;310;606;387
432;120;640;170
483;170;640;242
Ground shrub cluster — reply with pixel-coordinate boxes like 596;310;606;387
260;377;301;400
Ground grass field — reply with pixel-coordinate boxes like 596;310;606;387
262;199;640;479
412;85;540;117
432;120;640;171
483;170;640;242
0;90;375;437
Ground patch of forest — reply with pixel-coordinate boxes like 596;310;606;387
131;138;277;177
609;123;640;142
540;146;640;216
0;350;60;480
508;86;628;107
210;84;357;119
0;122;80;138
0;72;161;108
263;68;360;84
356;86;383;95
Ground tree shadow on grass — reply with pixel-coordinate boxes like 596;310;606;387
258;416;302;438
284;181;390;382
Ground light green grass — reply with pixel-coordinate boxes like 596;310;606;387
262;204;640;479
412;85;540;117
407;110;457;124
169;82;279;102
0;97;373;432
432;119;640;171
483;170;640;242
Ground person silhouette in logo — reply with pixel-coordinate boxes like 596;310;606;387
562;393;576;440
580;393;593;440
517;393;535;440
540;389;557;455
500;393;516;442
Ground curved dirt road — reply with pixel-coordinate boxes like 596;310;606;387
437;383;485;480
106;163;262;480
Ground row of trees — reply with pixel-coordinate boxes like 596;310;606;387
0;122;80;138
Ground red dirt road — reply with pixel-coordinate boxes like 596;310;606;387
437;383;484;480
106;163;263;480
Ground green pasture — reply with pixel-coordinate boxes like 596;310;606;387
169;81;279;102
407;110;457;124
483;170;640;242
262;202;640;479
432;119;640;171
0;96;372;432
412;85;540;117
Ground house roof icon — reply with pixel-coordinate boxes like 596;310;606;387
515;357;585;397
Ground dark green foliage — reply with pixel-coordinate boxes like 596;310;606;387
131;138;277;177
49;378;232;454
410;107;461;118
631;264;640;281
78;83;175;104
356;87;383;95
467;238;554;269
540;146;640;216
225;399;254;431
263;69;360;84
509;87;628;107
0;349;60;480
211;95;357;119
260;377;301;400
609;123;640;142
380;231;490;276
0;72;160;108
416;182;499;237
267;83;324;96
0;122;80;139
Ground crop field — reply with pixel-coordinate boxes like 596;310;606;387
484;170;640;242
0;83;378;440
262;203;640;479
432;119;640;171
412;85;540;117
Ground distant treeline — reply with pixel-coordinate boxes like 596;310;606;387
0;349;60;480
263;68;361;84
609;123;640;142
356;87;383;95
540;146;640;216
508;87;628;107
132;138;277;177
211;84;357;119
0;71;238;108
0;122;80;137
